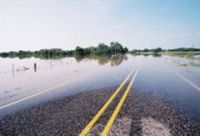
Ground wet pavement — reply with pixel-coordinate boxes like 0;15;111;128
0;55;200;135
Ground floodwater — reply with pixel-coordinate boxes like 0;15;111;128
0;55;200;121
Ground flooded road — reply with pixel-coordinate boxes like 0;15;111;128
134;55;200;121
0;54;200;122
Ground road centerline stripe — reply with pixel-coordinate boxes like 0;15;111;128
101;67;140;136
79;67;136;136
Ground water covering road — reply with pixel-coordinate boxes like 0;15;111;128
0;55;200;122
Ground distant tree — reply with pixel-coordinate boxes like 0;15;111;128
17;50;32;58
110;42;124;54
96;43;111;55
168;47;200;52
0;52;9;57
152;47;162;53
8;51;18;57
75;46;85;55
65;50;74;56
123;47;129;53
0;42;130;59
143;48;149;52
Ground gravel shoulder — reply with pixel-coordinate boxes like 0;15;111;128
0;87;200;136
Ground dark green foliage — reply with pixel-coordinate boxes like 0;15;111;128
75;46;85;56
0;42;128;59
123;47;129;53
110;42;124;54
76;42;127;56
129;47;200;57
168;48;200;52
0;52;9;58
0;49;73;59
33;49;74;59
18;50;33;58
1;45;199;59
75;42;127;56
130;47;162;54
96;43;111;55
0;51;32;58
143;48;149;52
152;47;162;53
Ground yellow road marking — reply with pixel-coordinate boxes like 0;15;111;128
101;67;140;136
79;67;136;136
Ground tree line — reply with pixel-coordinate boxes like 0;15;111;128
0;42;128;59
74;42;128;56
0;43;199;59
129;47;200;55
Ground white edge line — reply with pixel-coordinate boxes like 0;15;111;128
0;66;137;110
168;65;200;93
0;77;80;110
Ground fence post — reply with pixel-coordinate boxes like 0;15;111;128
34;63;37;72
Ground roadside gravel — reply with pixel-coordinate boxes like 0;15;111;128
0;87;200;136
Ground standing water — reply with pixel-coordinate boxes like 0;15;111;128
0;55;200;121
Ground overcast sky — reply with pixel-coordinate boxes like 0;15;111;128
0;0;200;51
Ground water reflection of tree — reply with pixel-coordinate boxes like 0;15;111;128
95;56;110;65
75;55;127;66
130;53;162;58
152;53;162;57
74;55;85;63
110;55;128;66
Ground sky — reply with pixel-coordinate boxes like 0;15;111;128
0;0;200;51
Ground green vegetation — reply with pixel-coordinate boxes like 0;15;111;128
162;51;200;58
162;48;200;58
34;49;73;59
0;42;128;59
130;47;200;57
1;44;200;59
74;42;128;56
129;47;163;56
0;49;73;59
168;48;200;52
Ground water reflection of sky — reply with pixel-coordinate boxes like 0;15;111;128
134;55;200;121
0;55;131;108
0;55;200;121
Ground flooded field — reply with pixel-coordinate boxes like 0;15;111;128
0;54;200;122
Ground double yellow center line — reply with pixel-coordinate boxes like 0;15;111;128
79;66;140;136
